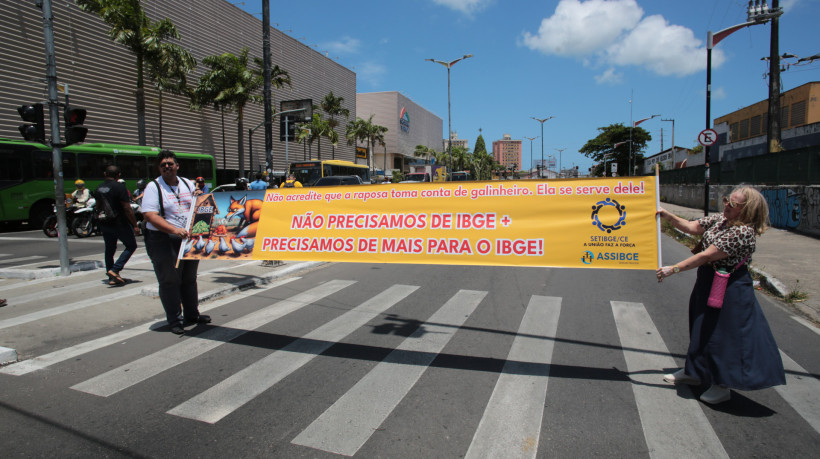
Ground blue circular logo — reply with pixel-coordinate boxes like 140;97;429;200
591;198;626;233
581;251;594;264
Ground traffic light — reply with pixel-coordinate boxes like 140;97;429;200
64;106;88;145
17;103;45;143
279;114;296;141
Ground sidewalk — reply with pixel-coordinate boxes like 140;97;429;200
662;202;820;324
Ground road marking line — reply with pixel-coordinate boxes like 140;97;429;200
71;280;355;397
0;236;104;244
776;351;820;434
0;278;299;376
0;255;46;264
791;316;820;336
167;284;420;424
611;301;728;459
0;259;272;328
291;289;487;456
465;296;561;459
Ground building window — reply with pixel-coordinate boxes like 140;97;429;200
739;119;749;139
730;122;739;141
781;105;790;128
790;100;806;127
749;115;762;137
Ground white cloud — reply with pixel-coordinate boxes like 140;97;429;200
322;36;361;55
522;0;724;78
594;67;623;85
606;15;724;76
431;0;493;15
356;61;387;87
711;86;726;100
522;0;643;55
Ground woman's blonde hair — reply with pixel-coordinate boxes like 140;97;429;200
732;186;769;235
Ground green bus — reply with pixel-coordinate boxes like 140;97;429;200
0;138;216;228
289;159;371;186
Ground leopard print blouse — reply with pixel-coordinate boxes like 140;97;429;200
697;214;756;270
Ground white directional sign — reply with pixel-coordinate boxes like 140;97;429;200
698;129;718;147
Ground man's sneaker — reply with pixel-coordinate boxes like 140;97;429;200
700;385;731;404
170;325;185;335
663;368;701;385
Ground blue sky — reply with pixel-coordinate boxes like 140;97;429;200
236;0;818;174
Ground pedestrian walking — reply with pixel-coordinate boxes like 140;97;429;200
141;150;210;335
656;186;785;404
95;165;140;285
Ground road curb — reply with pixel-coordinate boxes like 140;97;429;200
0;260;103;279
0;346;17;365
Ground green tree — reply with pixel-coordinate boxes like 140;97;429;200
146;41;196;149
345;115;387;173
76;0;185;146
320;92;350;159
451;146;470;171
579;123;651;177
192;47;263;176
296;113;335;160
474;134;487;156
413;144;437;163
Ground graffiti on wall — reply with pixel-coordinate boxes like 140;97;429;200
762;188;802;230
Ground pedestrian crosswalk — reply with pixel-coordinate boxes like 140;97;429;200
1;279;819;457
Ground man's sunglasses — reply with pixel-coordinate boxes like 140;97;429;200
159;162;176;169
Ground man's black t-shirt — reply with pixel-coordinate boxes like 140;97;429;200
95;179;130;225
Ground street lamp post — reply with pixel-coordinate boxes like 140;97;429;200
524;136;538;178
531;116;554;178
630;114;659;176
426;54;473;180
249;107;305;177
555;148;565;177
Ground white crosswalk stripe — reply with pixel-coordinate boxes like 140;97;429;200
72;279;355;397
465;296;561;459
291;289;487;456
2;282;816;456
611;301;729;459
167;284;420;424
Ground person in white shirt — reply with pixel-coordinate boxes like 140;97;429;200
141;150;211;335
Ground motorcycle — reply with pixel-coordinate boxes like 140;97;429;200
71;198;98;238
42;195;82;238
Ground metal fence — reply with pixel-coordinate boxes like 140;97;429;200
659;146;820;185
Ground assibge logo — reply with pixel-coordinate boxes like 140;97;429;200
591;198;626;233
581;251;594;264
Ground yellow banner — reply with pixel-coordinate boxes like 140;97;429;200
209;177;661;270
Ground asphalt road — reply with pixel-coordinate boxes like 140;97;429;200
0;237;818;457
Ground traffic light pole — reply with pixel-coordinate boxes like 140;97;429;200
41;0;70;276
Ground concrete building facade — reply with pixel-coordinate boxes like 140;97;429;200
492;134;522;169
356;91;443;176
443;131;468;152
0;0;356;178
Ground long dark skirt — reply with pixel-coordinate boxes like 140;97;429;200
684;265;786;390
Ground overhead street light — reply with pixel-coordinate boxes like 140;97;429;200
426;54;473;179
630;114;659;176
531;116;554;178
524;136;538;177
555;148;565;177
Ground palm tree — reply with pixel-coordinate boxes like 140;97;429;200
146;42;196;148
451;146;470;171
296;113;334;160
76;0;184;146
413;145;437;163
192;47;263;176
320;92;349;159
345;115;387;173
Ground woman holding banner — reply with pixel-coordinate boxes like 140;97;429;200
655;187;785;404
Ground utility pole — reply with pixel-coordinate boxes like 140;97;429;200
41;0;70;277
767;0;782;153
662;118;675;160
262;0;273;174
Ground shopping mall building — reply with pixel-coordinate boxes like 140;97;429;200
0;0;357;177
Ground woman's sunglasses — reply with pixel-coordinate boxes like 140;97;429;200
722;196;745;208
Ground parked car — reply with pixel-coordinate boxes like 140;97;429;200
313;175;364;186
210;184;238;193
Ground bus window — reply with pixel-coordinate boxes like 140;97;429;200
176;158;199;180
0;150;25;182
33;150;59;179
62;152;77;180
116;155;148;179
78;153;113;180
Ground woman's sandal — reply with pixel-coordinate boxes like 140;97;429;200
107;270;125;285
